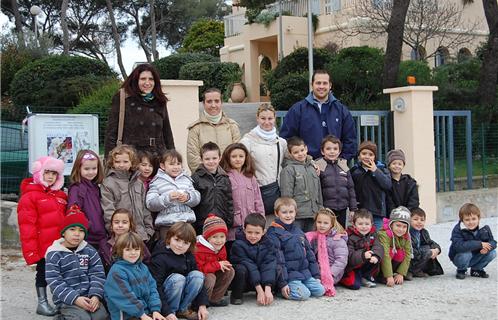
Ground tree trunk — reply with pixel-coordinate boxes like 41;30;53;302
61;0;70;54
11;0;25;48
478;0;498;107
149;0;158;61
105;0;127;78
382;0;411;89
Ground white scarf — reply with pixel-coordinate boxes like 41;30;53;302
203;110;222;124
252;125;277;141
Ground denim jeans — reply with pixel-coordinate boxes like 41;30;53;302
287;277;324;301
162;271;204;313
452;250;496;272
373;215;384;230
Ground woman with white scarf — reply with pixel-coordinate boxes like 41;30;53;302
240;103;287;215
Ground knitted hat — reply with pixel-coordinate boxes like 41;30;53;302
60;205;89;239
32;156;65;190
389;206;411;228
203;214;227;239
358;141;377;160
387;149;406;166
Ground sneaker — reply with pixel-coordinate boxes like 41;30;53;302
470;269;489;278
456;270;466;280
209;296;229;307
404;272;413;281
361;277;377;288
230;295;243;305
176;310;199;320
413;271;429;278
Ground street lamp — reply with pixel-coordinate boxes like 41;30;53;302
30;5;42;44
307;0;313;88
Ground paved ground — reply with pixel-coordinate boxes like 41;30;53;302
1;218;497;320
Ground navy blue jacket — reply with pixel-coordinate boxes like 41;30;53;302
318;158;357;212
350;162;392;217
266;219;320;288
449;222;497;261
280;92;357;160
230;230;277;288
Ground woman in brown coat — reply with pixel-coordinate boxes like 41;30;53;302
104;64;175;157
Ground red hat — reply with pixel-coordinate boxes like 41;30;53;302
61;205;89;239
202;214;227;239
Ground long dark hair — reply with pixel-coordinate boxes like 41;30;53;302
122;64;166;104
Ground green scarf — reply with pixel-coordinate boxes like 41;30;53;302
141;92;155;102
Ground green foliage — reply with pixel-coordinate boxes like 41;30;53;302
178;61;242;101
269;72;309;111
10;55;115;116
254;9;278;27
397;60;432;86
153;53;218;80
1;45;37;96
180;19;224;57
326;46;384;106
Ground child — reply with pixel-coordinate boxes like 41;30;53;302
386;149;419;213
230;213;277;306
98;208;151;272
17;156;67;316
280;137;323;232
341;209;384;290
149;222;209;320
350;140;392;230
129;150;156;242
68;149;106;250
45;206;108;319
192;142;234;236
408;207;444;278
266;197;325;301
101;144;136;231
220;143;264;245
316;135;357;228
146;149;201;240
104;232;165;320
449;203;496;279
305;208;348;296
194;215;235;307
378;206;412;287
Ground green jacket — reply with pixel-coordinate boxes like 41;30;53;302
378;228;412;277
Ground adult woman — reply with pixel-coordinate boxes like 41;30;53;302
240;103;287;215
186;88;240;172
104;64;175;157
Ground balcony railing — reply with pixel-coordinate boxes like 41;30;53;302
224;12;247;38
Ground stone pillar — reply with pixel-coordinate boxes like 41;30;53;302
383;86;439;224
161;80;203;171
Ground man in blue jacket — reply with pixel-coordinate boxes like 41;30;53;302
280;70;357;160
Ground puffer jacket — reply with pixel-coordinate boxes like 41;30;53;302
378;218;412;277
388;174;419;213
266;219;320;287
17;178;67;265
316;158;357;212
240;129;287;186
101;169;132;232
192;165;233;234
129;171;155;241
194;235;227;274
280;157;323;219
306;229;349;284
449;222;497;261
186;112;240;172
146;169;200;226
345;225;384;272
104;93;175;156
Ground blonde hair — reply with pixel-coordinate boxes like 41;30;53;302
314;208;345;233
458;203;481;221
106;144;137;171
274;197;297;213
256;103;276;117
70;149;104;184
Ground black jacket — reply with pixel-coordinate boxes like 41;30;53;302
410;228;444;275
345;226;384;273
388;174;419;213
192;165;234;234
318;158;357;212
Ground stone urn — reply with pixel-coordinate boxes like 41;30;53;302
230;82;245;103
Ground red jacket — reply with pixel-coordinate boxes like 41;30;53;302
194;236;227;274
17;178;67;265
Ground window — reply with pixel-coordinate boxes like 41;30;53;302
435;47;449;67
325;0;341;14
410;46;426;61
457;48;472;62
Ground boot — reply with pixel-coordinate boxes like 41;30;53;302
36;286;57;316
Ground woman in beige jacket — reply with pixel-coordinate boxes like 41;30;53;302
187;88;240;172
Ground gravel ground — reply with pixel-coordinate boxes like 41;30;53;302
2;218;497;320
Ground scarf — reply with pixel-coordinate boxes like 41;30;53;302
252;125;278;141
305;231;336;297
141;92;155;102
203;110;223;124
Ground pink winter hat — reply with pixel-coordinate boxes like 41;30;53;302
32;156;65;190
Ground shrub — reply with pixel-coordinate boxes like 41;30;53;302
10;55;115;116
179;61;242;101
1;44;38;96
153;53;218;80
269;72;309;111
397;60;432;86
180;19;224;57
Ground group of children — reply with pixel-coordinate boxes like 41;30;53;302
16;136;496;320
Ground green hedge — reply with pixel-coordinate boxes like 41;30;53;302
153;53;218;80
268;72;309;111
397;60;432;86
1;44;38;96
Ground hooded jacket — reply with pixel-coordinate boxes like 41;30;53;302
388;174;419;213
279;92;357;160
448;222;497;261
18;177;67;265
101;168;132;232
149;244;209;315
186;111;240;172
378;218;412;277
316;157;357;212
279;157;323;219
129;171;155;241
104;259;161;319
146;168;201;227
45;238;105;305
345;225;384;273
194;235;228;274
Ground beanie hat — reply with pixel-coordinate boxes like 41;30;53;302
389;206;411;228
358;141;377;160
203;214;227;239
387;149;406;166
32;156;65;190
60;205;89;239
